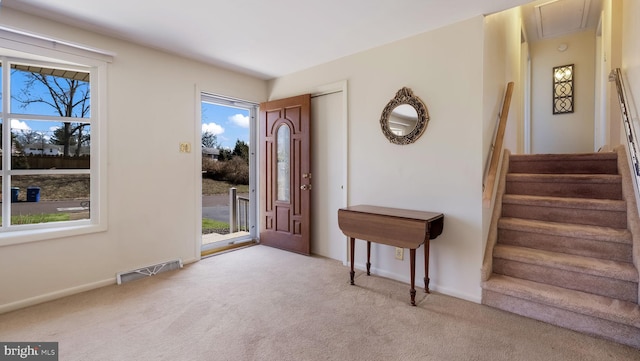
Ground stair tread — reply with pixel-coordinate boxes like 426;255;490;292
506;173;622;183
502;194;626;211
493;244;638;282
485;150;640;341
498;217;632;244
482;274;640;328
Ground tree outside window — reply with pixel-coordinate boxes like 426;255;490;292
2;60;93;227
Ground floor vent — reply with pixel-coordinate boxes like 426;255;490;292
116;259;183;284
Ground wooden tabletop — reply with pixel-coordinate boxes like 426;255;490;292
340;205;443;222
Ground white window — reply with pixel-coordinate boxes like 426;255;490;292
0;27;111;246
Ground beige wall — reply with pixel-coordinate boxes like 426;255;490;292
618;0;640;290
269;16;486;302
620;0;640;217
622;0;640;115
483;8;523;158
605;0;624;145
0;8;268;311
530;30;597;153
481;8;523;252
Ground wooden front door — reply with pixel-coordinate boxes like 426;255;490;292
260;94;311;255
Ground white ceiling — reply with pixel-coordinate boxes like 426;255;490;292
521;0;602;42
2;0;598;80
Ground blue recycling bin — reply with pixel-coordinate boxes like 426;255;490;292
27;187;40;202
11;187;19;203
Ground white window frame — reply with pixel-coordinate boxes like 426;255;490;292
0;26;112;246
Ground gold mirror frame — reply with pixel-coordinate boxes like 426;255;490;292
379;87;429;145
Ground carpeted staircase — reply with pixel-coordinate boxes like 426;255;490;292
482;149;640;348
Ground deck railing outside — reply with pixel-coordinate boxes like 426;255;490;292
236;196;250;232
229;187;250;233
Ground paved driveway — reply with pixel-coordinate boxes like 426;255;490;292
10;200;88;214
203;194;249;223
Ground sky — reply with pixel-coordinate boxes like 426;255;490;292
4;68;250;149
201;102;250;150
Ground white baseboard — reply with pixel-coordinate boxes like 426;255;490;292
352;262;482;304
183;257;200;265
0;278;115;314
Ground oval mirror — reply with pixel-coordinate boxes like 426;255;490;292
379;87;429;145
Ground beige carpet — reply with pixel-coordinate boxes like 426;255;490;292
1;245;639;361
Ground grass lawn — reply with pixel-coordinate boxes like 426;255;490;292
4;213;71;224
202;179;249;195
202;218;230;234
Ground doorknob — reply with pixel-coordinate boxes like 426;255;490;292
300;184;312;190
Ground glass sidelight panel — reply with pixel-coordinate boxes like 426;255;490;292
276;124;290;202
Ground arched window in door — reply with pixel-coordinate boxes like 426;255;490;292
276;124;291;202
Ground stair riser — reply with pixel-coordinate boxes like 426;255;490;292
502;204;627;229
482;290;640;349
509;160;618;174
505;181;622;200
497;229;633;263
493;259;638;303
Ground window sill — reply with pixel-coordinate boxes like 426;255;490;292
0;222;107;247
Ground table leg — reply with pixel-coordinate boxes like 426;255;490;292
350;237;355;285
366;241;371;275
410;248;416;306
424;238;431;293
